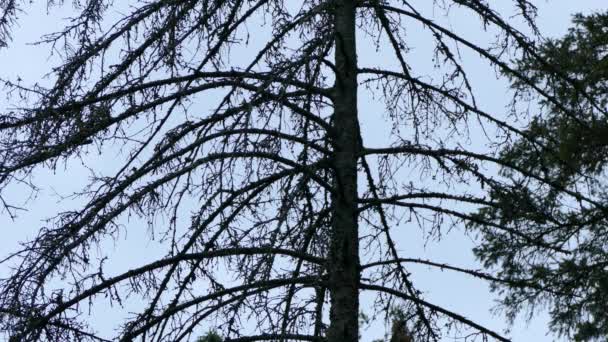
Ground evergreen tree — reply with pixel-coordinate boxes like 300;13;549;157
0;1;595;341
473;11;608;341
197;331;224;342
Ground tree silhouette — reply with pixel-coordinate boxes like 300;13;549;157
0;1;599;341
473;11;608;341
197;331;224;342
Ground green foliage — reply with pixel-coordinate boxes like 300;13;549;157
504;11;608;185
196;331;223;342
474;11;608;342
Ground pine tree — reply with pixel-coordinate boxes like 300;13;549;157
0;1;595;341
473;11;608;341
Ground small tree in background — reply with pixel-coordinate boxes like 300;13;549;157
0;1;605;341
197;331;224;342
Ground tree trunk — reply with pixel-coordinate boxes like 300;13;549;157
327;0;360;341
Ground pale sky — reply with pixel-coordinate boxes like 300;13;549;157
0;1;606;341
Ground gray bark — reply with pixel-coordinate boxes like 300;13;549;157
327;0;361;341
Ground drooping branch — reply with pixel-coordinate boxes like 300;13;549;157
360;283;511;342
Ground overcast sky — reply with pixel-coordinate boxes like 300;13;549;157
0;1;606;341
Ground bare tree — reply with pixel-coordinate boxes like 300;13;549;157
0;1;598;341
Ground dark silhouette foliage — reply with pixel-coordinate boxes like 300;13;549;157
473;11;608;341
0;1;602;341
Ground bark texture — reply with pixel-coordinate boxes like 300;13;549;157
327;0;361;341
